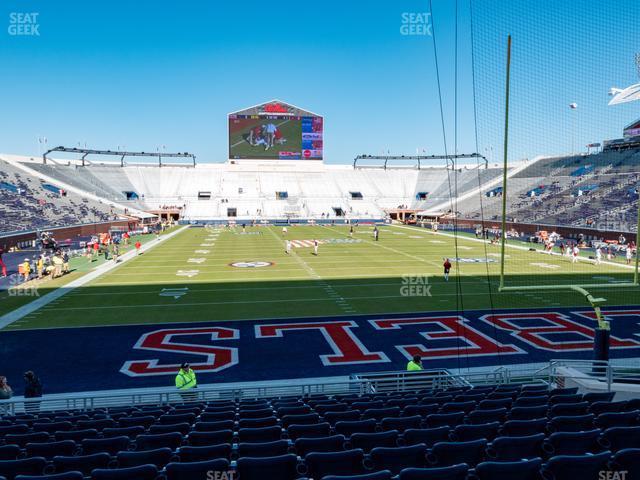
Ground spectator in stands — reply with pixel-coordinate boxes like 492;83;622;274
406;355;423;371
0;376;13;400
23;371;42;413
175;363;197;402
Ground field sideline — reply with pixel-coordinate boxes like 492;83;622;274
3;223;638;331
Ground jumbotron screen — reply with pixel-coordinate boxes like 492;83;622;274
229;115;323;160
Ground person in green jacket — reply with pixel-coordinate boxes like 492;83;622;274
406;355;423;371
175;363;197;402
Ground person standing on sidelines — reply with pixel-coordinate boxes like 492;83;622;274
443;258;452;282
285;239;291;255
175;363;197;402
572;244;580;263
282;226;288;236
595;246;602;265
313;239;319;256
135;240;142;256
373;226;379;241
406;355;423;371
349;225;354;238
627;245;633;265
24;371;42;413
92;241;99;262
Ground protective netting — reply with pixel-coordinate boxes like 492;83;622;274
469;0;640;291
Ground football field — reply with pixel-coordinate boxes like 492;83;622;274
6;223;638;331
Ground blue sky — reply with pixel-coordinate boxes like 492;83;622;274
0;0;638;164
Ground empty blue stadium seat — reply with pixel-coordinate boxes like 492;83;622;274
467;408;507;425
475;457;542;480
237;440;289;458
452;422;500;441
148;422;191;436
165;459;230;480
304;449;365;478
287;422;330;440
0;458;47;480
321;471;392;480
424;412;465;428
548;414;595;432
237;426;282;443
102;427;144;440
135;432;183;451
4;433;49;448
540;451;611;480
428;439;487;467
236;454;298;480
295;435;346;456
599;426;640;452
238;417;278;429
403;427;450;447
543;429;602;456
15;473;83;480
440;401;475;414
90;464;158;480
52;453;110;476
397;463;469;480
178;443;231;462
487;433;545;461
595;410;640;429
116;447;173;469
82;436;130;456
281;413;319;428
509;406;548;421
589;401;628;415
0;446;20;461
335;420;377;437
188;429;234;446
325;411;362;425
381;415;422;433
549;402;589;417
609;448;640;479
500;418;547;436
193;420;235;432
54;429;99;443
582;392;615;403
370;444;428;474
25;441;76;460
350;430;399;453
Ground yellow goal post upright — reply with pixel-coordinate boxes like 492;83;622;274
496;36;640;332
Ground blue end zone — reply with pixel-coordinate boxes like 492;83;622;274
1;306;640;394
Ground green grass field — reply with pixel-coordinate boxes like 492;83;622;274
2;224;638;331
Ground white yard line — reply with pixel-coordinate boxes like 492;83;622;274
0;227;189;329
265;227;356;314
